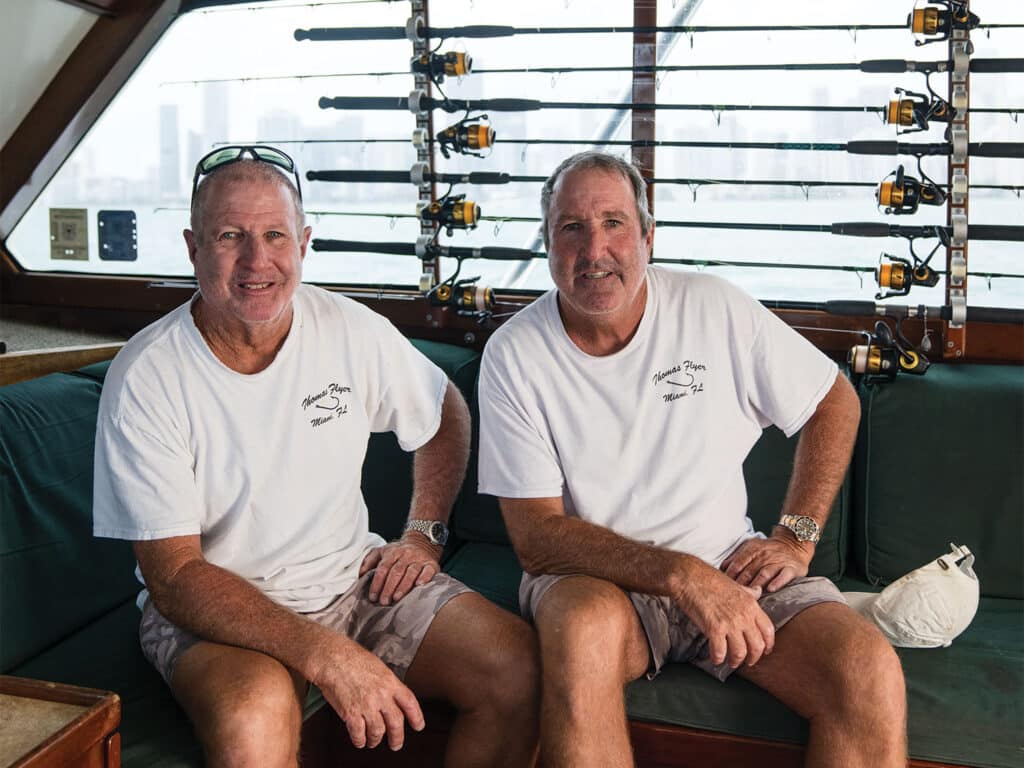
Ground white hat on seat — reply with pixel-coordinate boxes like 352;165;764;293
843;543;979;649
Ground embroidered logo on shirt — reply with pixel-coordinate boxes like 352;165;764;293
301;382;352;428
651;360;706;403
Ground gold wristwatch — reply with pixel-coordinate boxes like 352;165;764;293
777;514;822;543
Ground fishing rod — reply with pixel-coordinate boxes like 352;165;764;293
305;209;1024;243
162;57;1024;87
200;0;400;11
659;220;1024;243
317;93;1018;118
782;300;1024;325
294;20;1021;44
305;167;1022;195
309;237;1023;283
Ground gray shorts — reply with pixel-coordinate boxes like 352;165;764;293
140;570;472;686
520;571;845;683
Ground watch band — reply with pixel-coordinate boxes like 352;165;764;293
777;514;822;544
403;519;449;546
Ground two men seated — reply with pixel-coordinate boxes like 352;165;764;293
94;146;905;767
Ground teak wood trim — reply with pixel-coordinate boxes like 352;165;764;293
2;270;1021;364
0;343;124;386
0;676;121;768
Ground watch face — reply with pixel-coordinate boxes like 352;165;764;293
429;521;449;545
792;516;819;541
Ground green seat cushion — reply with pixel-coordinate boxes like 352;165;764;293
625;589;1024;768
743;426;848;580
853;364;1024;597
446;540;1023;768
361;340;479;542
835;577;1024;767
443;541;523;615
1;371;138;671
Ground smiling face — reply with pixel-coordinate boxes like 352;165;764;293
184;169;311;345
546;166;654;340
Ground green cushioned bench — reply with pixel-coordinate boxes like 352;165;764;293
2;339;1021;767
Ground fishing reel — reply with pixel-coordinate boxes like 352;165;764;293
876;162;946;215
435;113;496;159
419;193;480;235
909;0;979;46
849;320;930;384
428;277;495;319
886;85;954;134
876;252;940;300
411;50;472;84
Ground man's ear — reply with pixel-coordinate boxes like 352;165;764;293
300;225;312;260
184;229;199;267
645;219;655;263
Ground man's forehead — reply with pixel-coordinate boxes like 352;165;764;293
204;177;298;217
551;168;635;214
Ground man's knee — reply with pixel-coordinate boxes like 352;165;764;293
825;620;906;722
535;577;642;672
481;616;541;717
174;647;304;768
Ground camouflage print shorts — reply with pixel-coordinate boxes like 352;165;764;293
520;572;845;683
139;570;472;686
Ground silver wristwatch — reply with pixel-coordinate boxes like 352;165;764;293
777;514;822;543
403;519;449;547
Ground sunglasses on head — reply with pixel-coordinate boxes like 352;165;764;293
191;145;303;203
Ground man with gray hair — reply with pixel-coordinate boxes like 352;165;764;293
478;150;906;767
94;146;539;767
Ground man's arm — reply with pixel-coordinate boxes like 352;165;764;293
722;373;861;591
135;536;423;750
500;497;775;670
360;380;471;604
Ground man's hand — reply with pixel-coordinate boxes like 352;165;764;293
359;536;441;605
721;533;813;593
673;561;775;669
316;644;425;750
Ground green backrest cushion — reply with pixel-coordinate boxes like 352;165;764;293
1;364;138;671
743;426;848;580
458;388;847;581
361;340;480;541
853;364;1023;598
452;379;506;545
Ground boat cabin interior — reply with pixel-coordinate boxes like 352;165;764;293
1;1;1021;766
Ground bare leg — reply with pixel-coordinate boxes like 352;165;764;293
405;591;540;768
737;602;906;768
170;642;307;768
530;576;651;768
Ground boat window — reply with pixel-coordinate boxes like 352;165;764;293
4;0;1022;309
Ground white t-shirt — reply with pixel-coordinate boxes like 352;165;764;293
94;285;447;612
478;266;837;568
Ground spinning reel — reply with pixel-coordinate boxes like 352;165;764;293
411;51;472;84
886;85;955;135
875;252;940;300
434;113;496;159
909;0;979;46
849;320;931;384
429;277;495;318
417;236;495;321
876;162;946;215
419;191;480;235
874;223;946;300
